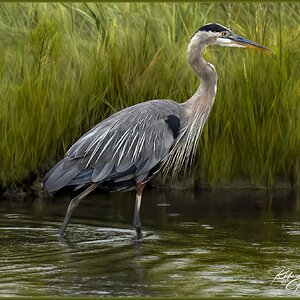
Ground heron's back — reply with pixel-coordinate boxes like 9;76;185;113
42;99;183;193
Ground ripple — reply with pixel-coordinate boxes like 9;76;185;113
180;222;198;227
201;224;214;229
0;190;299;297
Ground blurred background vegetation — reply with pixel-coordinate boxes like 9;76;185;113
0;2;299;192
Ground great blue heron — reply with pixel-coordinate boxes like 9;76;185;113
42;23;270;239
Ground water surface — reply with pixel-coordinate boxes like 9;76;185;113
0;189;299;297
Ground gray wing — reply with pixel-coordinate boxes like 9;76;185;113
42;100;181;192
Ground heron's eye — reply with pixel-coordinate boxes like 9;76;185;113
221;31;229;37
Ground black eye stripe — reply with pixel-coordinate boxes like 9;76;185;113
191;23;233;40
198;23;229;33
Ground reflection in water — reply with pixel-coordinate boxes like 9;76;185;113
0;189;299;296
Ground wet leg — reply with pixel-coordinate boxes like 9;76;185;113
59;183;99;236
133;183;144;240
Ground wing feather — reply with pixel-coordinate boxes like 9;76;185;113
43;100;182;192
92;162;114;182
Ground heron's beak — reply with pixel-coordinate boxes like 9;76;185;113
227;33;271;52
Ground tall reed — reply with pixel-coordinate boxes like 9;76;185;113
0;3;299;190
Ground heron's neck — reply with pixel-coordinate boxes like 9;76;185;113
162;35;218;177
183;38;218;117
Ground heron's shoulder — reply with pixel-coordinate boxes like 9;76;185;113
119;99;180;113
108;99;182;123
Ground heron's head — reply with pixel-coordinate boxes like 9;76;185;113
193;23;270;52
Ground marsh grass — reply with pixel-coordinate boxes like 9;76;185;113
0;2;299;190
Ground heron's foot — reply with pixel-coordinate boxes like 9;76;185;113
135;226;144;240
58;229;65;237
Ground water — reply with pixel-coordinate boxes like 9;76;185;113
0;189;299;297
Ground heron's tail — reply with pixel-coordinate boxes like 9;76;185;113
42;158;81;193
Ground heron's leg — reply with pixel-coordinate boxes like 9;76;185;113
59;183;99;237
133;183;145;240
